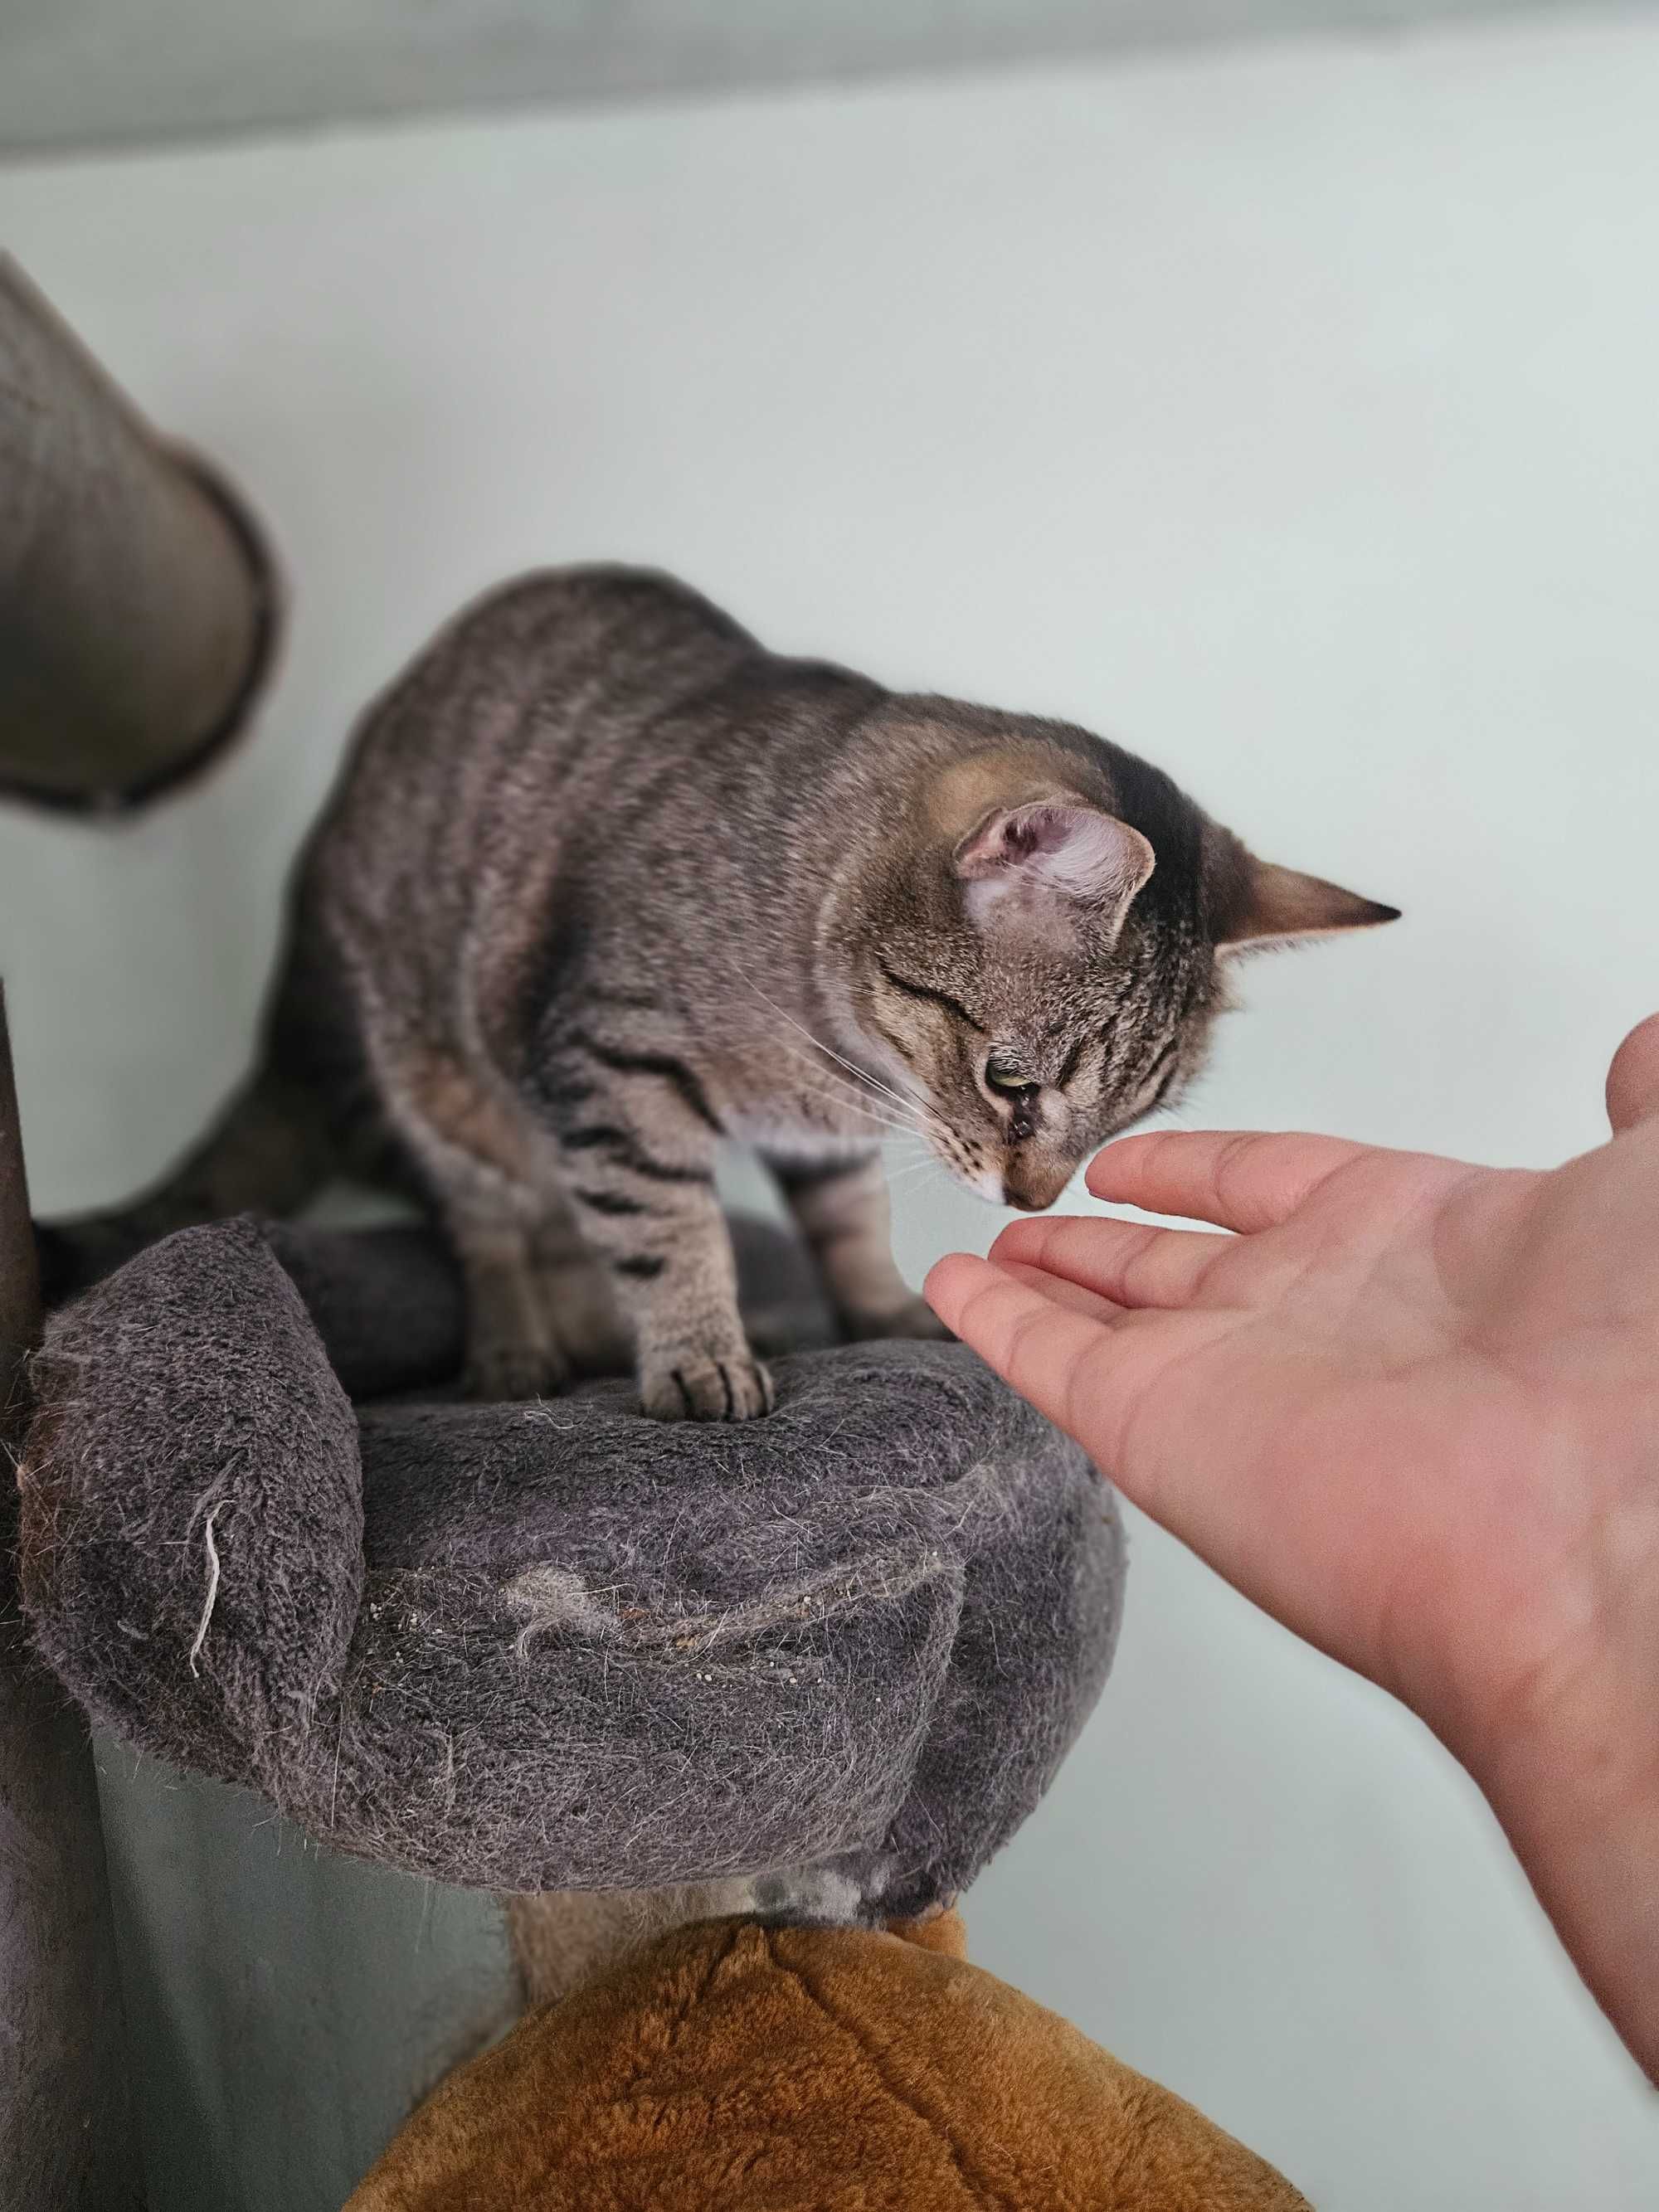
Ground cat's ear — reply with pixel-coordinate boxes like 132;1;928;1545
954;801;1155;935
1217;858;1399;952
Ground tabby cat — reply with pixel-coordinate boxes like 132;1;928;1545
45;567;1395;1418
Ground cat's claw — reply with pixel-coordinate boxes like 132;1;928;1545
640;1350;776;1422
463;1338;572;1403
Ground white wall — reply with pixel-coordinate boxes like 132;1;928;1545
4;12;1657;2205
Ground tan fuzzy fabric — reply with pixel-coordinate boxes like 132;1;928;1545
346;1917;1309;2211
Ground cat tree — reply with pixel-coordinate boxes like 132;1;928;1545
0;254;277;815
0;255;275;2210
20;1211;1122;1911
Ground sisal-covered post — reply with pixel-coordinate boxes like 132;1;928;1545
0;254;277;812
0;989;144;2205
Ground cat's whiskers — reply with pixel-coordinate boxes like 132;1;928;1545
781;1065;932;1143
884;1159;937;1194
737;971;956;1145
766;1031;950;1145
882;1159;954;1205
766;1024;933;1127
777;1057;921;1130
881;1157;945;1190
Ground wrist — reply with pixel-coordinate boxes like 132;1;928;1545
1456;1624;1659;2082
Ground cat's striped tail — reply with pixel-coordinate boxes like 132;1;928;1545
35;1067;336;1306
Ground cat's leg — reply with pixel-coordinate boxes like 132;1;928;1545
458;1189;640;1396
525;1194;633;1377
770;1151;950;1343
382;1044;594;1398
550;1116;769;1420
450;1204;566;1400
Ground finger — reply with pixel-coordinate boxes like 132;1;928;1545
1606;1012;1659;1134
924;1252;1115;1431
1085;1126;1370;1232
992;1213;1231;1310
995;1257;1126;1325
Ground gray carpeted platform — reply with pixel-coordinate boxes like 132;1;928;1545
19;1214;1124;1918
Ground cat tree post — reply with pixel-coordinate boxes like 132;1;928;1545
0;254;277;810
0;990;144;2206
0;255;281;2200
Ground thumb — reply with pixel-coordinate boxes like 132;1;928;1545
1605;1012;1659;1134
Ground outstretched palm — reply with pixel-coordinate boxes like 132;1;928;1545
929;1014;1659;2080
926;1034;1659;1767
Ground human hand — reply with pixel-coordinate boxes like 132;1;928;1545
927;1015;1659;2078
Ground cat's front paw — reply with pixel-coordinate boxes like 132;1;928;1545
841;1296;955;1345
640;1347;776;1422
463;1334;572;1403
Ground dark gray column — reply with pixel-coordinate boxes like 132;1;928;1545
0;989;144;2205
0;255;276;812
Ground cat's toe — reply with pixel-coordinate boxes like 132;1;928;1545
640;1349;776;1422
463;1337;572;1402
842;1296;955;1345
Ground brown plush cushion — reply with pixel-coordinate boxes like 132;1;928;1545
345;1918;1310;2210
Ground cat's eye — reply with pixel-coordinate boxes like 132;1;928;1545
985;1059;1036;1096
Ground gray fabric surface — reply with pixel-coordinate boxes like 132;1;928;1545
20;1216;1124;1915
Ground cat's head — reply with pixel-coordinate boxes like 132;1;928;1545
837;735;1396;1210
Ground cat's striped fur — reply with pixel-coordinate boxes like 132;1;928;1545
42;567;1394;1417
